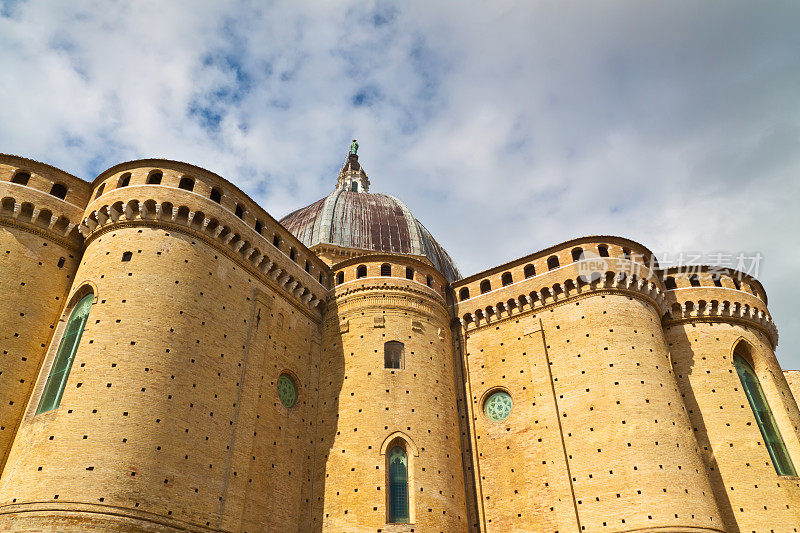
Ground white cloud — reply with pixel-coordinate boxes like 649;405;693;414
1;0;798;367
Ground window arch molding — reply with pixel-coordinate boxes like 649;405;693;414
380;431;418;524
731;338;797;476
35;284;98;415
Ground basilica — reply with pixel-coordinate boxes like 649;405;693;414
0;147;797;532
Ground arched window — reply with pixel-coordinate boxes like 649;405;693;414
597;245;609;257
94;183;105;199
734;351;796;476
117;173;131;188
622;248;631;260
254;220;263;234
178;176;195;191
356;265;367;279
384;341;405;369
381;263;392;276
147;171;162;185
336;272;344;285
388;446;409;523
289;248;296;261
547;256;559;270
210;188;222;203
524;264;535;278
405;267;414;280
12;171;30;185
689;275;701;287
572;247;584;262
50;183;68;199
712;275;722;287
732;277;741;290
480;280;491;294
37;293;94;414
665;277;677;289
272;234;281;248
235;204;244;219
459;287;470;301
501;272;513;286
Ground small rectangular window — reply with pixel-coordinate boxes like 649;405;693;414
122;251;132;262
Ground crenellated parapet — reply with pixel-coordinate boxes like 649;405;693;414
328;254;448;320
78;160;331;312
660;265;778;348
453;236;668;330
0;154;92;248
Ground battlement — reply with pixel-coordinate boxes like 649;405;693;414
453;236;665;330
0;155;92;247
660;265;777;347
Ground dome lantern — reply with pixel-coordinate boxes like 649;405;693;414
279;145;460;282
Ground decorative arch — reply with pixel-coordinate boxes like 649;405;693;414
381;431;417;524
732;338;796;476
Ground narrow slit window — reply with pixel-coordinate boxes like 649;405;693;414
388;446;409;523
734;352;796;476
37;294;94;414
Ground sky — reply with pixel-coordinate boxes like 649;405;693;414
1;1;799;367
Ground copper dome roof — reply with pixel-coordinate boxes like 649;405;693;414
279;153;461;282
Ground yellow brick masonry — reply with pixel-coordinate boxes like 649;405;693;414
0;154;798;533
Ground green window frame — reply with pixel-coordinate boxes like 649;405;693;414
734;353;796;476
36;294;93;414
388;446;409;523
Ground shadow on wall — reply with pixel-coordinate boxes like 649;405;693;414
668;327;740;533
309;308;345;533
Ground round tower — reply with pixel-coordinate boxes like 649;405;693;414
314;255;468;531
0;155;90;475
0;160;329;532
663;266;800;530
453;238;725;531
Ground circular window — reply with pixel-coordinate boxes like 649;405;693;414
484;390;513;422
277;374;298;408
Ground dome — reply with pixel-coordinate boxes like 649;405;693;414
279;152;461;282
